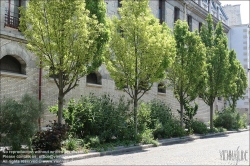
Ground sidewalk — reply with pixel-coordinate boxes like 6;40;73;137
1;127;249;165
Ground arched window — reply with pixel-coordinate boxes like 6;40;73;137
86;72;102;85
0;55;24;74
158;83;166;93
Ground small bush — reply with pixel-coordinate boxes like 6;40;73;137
32;121;70;151
137;100;185;139
64;137;80;151
137;100;178;139
181;100;198;134
209;127;219;133
0;94;45;150
214;108;247;130
235;113;247;129
137;129;158;146
191;120;208;134
83;136;101;148
163;118;186;138
218;127;227;132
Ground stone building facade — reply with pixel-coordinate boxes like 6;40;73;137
222;4;242;26
0;0;229;126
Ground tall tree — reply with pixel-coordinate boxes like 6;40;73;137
167;20;206;127
19;0;109;124
105;0;176;134
199;14;229;129
225;50;247;110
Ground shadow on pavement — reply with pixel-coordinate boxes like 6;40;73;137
111;148;148;156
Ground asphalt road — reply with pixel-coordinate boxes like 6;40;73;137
63;131;249;165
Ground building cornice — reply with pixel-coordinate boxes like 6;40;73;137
0;34;27;44
181;0;230;33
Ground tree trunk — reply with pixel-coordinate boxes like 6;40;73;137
179;92;184;128
58;90;64;124
134;97;138;136
232;98;236;112
210;103;213;130
180;98;184;128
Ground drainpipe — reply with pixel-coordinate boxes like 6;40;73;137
217;7;219;19
184;2;187;20
38;61;42;131
208;0;211;13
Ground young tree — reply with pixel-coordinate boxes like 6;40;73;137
105;0;176;134
199;14;229;129
19;0;108;124
167;20;206;127
225;50;247;110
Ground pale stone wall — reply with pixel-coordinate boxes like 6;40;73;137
222;5;241;26
0;38;39;101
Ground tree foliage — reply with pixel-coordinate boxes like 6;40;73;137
167;20;206;127
199;14;229;129
105;0;176;134
19;0;109;123
225;50;247;110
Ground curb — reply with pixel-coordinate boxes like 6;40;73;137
60;128;249;163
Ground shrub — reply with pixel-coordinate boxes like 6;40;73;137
191;120;208;134
137;129;158;146
32;121;70;151
64;137;80;151
0;94;45;150
83;136;101;149
137;100;175;139
235;113;247;129
137;103;151;132
163;118;186;138
149;100;173;128
137;100;186;139
60;94;134;142
214;107;247;130
180;100;198;134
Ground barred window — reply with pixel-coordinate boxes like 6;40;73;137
118;0;122;8
87;72;102;85
187;15;192;31
174;7;180;23
4;0;24;29
0;55;22;74
158;83;166;93
159;0;163;23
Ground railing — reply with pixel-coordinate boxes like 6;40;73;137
4;14;19;29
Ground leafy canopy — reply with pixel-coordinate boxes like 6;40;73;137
106;0;176;99
19;0;106;93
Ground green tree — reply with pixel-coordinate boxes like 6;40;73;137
199;14;229;129
225;50;247;110
167;20;206;127
105;0;176;134
19;0;109;124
